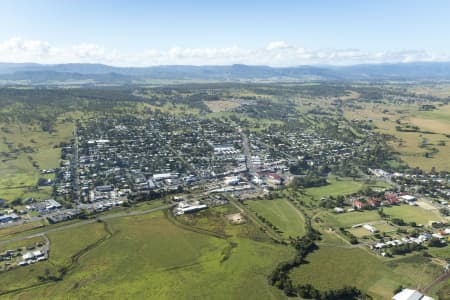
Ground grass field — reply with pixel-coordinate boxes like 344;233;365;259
327;210;382;228
4;210;294;299
245;199;306;238
0;221;45;241
204;100;241;112
0;118;74;202
305;176;365;200
384;205;445;225
290;246;442;299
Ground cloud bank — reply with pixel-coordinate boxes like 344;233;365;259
0;37;449;67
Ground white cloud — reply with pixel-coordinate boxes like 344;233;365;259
266;41;291;50
0;37;448;67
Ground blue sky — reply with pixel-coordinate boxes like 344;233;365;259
0;0;449;66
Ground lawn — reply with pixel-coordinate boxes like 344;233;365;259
8;211;294;299
384;205;444;225
245;199;306;238
327;210;382;228
305;176;365;200
290;246;442;299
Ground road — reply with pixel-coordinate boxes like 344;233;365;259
0;203;174;247
422;270;450;294
240;129;256;175
72;125;80;203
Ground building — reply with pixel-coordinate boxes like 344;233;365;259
363;224;378;233
353;200;365;210
400;194;416;203
392;288;434;300
266;173;282;185
0;213;20;223
224;176;240;186
367;198;380;208
334;207;345;213
174;202;208;216
95;185;113;193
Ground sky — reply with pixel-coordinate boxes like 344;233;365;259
0;0;450;66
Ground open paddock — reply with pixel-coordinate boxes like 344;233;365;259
328;210;382;228
384;205;445;225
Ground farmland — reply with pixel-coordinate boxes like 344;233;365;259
0;118;74;202
343;102;450;172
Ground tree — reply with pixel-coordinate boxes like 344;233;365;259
428;238;444;248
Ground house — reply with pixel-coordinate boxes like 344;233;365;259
353;200;365;210
266;173;282;185
334;207;345;213
400;194;416;203
392;288;434;300
367;197;380;208
385;192;401;205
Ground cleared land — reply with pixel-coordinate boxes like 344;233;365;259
344;102;450;171
291;246;443;300
204;100;241;112
327;210;382;228
384;205;445;225
6;210;294;299
245;199;306;238
0;118;73;202
305;176;365;200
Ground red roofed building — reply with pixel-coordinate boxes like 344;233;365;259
353;200;365;210
367;198;380;208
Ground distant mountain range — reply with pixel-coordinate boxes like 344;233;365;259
1;62;450;84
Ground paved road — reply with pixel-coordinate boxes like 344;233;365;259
0;204;174;247
240;130;256;175
72;126;80;203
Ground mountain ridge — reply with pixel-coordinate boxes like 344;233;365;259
1;62;450;84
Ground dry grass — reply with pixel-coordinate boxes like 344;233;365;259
204;100;241;112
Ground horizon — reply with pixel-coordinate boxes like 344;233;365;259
2;60;450;69
1;0;450;66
